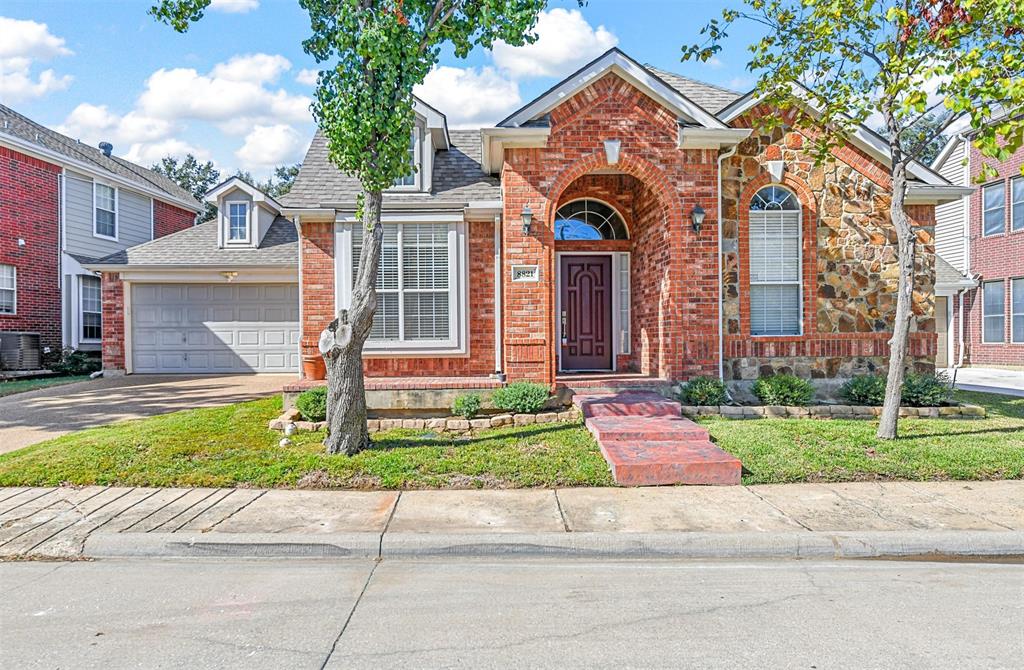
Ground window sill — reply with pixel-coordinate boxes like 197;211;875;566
364;343;468;358
93;232;118;242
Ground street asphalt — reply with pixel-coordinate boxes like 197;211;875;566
1;557;1021;669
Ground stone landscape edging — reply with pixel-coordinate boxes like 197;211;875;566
679;403;986;419
270;407;583;434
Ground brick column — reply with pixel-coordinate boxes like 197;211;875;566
100;272;125;372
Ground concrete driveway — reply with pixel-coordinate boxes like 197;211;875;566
0;374;292;454
943;367;1024;397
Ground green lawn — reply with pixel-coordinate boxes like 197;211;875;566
0;375;92;398
0;391;1019;489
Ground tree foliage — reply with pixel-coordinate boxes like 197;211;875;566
234;163;302;198
151;153;220;221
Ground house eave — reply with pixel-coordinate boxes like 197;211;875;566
905;184;974;205
480;127;551;174
678;127;752;149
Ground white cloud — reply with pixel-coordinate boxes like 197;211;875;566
209;0;259;14
58;103;173;145
0;17;73;102
491;9;617;79
235;124;306;167
706;56;724;69
211;53;290;83
296;68;319;86
123;138;213;166
415;66;521;128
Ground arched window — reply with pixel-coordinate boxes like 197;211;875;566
555;200;629;240
748;185;802;336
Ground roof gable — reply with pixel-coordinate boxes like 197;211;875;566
498;48;728;130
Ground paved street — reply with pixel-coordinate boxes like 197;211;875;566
0;374;290;454
1;557;1021;669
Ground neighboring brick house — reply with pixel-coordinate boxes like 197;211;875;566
0;105;202;364
932;127;1024;370
94;49;970;403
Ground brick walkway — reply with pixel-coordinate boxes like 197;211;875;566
574;392;742;485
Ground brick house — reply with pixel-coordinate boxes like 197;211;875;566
94;49;970;402
932;128;1024;370
0;105;202;366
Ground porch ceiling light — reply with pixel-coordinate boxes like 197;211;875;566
604;139;621;165
690;205;706;233
521;205;533;236
220;271;238;282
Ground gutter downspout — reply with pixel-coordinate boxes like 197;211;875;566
493;213;504;380
717;144;739;384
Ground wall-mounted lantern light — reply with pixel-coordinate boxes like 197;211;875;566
220;271;239;282
690;205;706;233
521;205;533;236
604;139;621;165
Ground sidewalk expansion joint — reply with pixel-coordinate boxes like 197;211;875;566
319;560;379;670
378;491;402;557
205;489;268;532
553;489;571;533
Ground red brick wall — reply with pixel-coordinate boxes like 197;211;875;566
503;73;720;385
0;147;62;353
100;272;125;370
299;220;497;378
963;143;1024;367
153;199;196;238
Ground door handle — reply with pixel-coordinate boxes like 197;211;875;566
560;311;567;345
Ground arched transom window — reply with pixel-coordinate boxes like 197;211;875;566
749;185;802;336
555;200;629;241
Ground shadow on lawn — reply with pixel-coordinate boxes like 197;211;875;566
365;422;584;452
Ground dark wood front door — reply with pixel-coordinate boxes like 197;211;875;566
560;255;613;371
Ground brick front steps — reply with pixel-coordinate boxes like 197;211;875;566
573;392;742;487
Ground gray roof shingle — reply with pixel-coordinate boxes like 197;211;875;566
935;255;969;286
0;104;202;209
645;67;742;114
92;217;297;267
280;129;499;209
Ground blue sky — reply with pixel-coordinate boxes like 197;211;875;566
1;0;766;179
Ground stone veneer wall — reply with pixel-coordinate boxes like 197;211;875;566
720;105;937;382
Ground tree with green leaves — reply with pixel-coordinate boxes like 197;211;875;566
878;112;952;165
151;153;220;221
684;0;1024;439
233;163;301;198
152;0;549;454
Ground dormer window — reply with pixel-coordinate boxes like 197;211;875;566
392;127;421;189
227;202;249;243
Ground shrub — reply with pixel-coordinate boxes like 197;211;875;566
839;375;887;406
752;373;814;406
678;376;727;406
45;347;100;376
901;371;952;407
452;393;482;419
295;386;328;422
491;382;550;414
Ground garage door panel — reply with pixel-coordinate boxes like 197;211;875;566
131;283;299;373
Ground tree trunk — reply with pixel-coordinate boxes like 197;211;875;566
876;165;914;440
320;189;383;455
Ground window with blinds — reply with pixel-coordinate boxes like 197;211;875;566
748;186;802;336
983;280;1005;343
349;222;458;347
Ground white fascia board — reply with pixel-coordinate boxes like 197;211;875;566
678;127;752;149
414;96;450;149
0;133;203;213
905;184;975;205
936;277;979;292
279;207;335;222
464;201;503;220
203;176;283;213
499;49;728;130
83;264;297;282
480;127;550;174
334;211;465;224
717;82;949;186
931;135;965;171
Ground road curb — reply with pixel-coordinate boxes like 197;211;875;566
82;530;1024;560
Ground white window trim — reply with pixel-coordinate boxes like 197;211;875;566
0;264;16;316
554;251;631;372
93;181;119;241
388;126;423;192
981;181;1006;238
1012;176;1024;234
79;274;102;343
1012;277;1024;344
748;186;804;337
334;221;469;355
982;279;1005;344
225;200;251;245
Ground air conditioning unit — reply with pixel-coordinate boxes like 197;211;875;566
0;332;42;371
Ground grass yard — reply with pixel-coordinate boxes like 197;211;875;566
0;375;92;398
0;391;1019;489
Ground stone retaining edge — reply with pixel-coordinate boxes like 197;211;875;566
270;409;583;433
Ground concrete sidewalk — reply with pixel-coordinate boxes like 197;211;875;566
1;481;1022;560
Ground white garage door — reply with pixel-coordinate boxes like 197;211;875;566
131;283;300;373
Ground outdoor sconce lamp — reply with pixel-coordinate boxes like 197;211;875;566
690;205;706;233
521;205;533;236
220;271;239;282
604;139;621;165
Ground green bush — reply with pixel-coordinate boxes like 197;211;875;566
45;347;100;376
295;386;328;422
452;393;482;419
901;371;952;407
678;376;727;406
752;373;814;406
491;382;550;414
839;375;887;406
